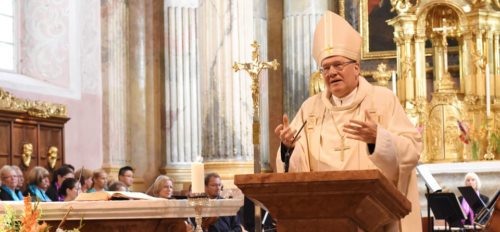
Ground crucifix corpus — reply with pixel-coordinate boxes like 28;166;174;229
432;18;456;73
233;40;279;174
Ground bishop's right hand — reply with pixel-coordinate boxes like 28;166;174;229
274;114;299;148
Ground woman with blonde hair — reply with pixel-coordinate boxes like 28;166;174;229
150;175;174;199
87;169;108;192
75;168;93;193
459;172;490;225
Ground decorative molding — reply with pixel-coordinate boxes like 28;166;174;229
421;161;500;174
0;87;68;118
0;199;243;221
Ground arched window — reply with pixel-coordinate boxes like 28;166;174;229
0;0;16;72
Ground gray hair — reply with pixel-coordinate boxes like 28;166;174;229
464;172;481;190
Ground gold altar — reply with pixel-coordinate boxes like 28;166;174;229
384;0;500;163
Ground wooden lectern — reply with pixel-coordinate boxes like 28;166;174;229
235;170;411;232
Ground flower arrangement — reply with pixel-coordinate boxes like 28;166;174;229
0;196;82;232
457;120;487;160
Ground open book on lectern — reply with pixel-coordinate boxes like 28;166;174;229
416;164;442;193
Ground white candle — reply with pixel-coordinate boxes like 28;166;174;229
191;162;205;193
486;64;491;117
392;71;397;95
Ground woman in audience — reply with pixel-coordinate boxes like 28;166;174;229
59;178;80;201
0;165;23;201
88;169;108;192
108;181;127;192
151;175;174;199
459;172;489;225
75;168;93;193
26;166;52;202
46;166;75;201
12;165;25;192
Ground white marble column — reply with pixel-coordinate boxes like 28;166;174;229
283;0;333;117
254;0;270;169
126;0;164;190
198;0;254;161
164;0;201;166
101;0;129;168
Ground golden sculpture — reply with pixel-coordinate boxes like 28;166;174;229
47;146;58;169
372;63;392;87
0;87;68;118
309;71;325;96
22;143;33;167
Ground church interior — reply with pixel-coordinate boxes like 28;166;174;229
0;0;500;231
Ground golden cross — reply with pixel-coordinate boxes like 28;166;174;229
233;41;279;119
432;18;455;47
333;137;350;162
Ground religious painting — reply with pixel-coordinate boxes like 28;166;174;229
360;0;398;59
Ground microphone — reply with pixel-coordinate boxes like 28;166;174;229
282;120;307;172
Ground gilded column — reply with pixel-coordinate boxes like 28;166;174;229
162;0;202;189
403;34;415;102
461;32;474;95
198;0;254;179
101;0;129;170
495;32;500;100
414;35;427;98
283;0;333;117
126;0;164;191
475;30;485;97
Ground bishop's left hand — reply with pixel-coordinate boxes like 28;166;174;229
343;110;377;144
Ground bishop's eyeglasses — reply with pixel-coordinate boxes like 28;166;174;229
319;60;356;74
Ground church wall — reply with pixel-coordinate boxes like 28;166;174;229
0;0;103;169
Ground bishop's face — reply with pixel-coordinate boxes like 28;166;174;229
320;56;360;98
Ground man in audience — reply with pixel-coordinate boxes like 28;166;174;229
118;166;134;191
202;173;242;232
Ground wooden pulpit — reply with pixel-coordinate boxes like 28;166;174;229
234;170;411;232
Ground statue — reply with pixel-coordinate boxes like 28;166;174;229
22;143;33;167
47;146;58;169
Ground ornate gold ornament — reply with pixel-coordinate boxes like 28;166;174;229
47;146;58;169
372;63;392;87
391;0;413;14
0;88;68;118
309;71;325;96
22;143;33;167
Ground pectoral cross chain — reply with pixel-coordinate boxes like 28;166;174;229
333;137;350;161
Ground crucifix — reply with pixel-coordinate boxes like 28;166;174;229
233;41;279;232
233;40;279;173
432;18;456;73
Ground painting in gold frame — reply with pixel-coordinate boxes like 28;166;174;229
359;0;398;60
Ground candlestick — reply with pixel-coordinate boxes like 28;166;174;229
391;71;397;95
191;161;205;193
486;64;491;117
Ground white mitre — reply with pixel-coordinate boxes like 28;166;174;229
312;11;362;65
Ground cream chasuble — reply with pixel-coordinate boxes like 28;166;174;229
276;77;423;232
